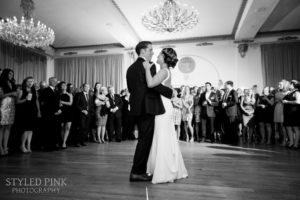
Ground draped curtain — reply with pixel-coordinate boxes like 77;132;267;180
128;50;136;65
261;42;300;87
54;54;124;92
0;40;47;84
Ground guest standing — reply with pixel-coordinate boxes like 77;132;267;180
107;86;123;142
16;77;41;153
73;83;92;146
256;87;274;144
236;88;244;140
200;82;219;143
193;87;201;142
121;89;135;140
94;82;102;142
274;80;288;145
240;89;256;143
172;90;183;140
283;80;300;149
40;77;61;151
0;69;17;156
221;81;238;145
95;86;110;143
181;86;194;142
58;81;73;149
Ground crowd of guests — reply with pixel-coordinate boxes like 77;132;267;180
172;80;300;149
0;68;136;156
0;67;299;156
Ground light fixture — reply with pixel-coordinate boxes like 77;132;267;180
0;0;55;48
238;44;248;58
142;0;199;33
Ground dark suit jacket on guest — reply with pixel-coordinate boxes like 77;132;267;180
121;96;129;117
107;93;123;118
199;91;219;118
73;92;94;117
126;57;173;116
40;87;60;118
222;89;238;117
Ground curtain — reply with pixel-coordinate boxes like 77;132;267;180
128;50;136;65
261;42;300;87
0;40;47;84
54;54;124;92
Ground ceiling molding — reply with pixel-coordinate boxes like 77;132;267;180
152;35;233;46
53;43;124;50
231;0;248;36
260;0;300;32
110;0;141;41
235;0;281;40
256;29;300;38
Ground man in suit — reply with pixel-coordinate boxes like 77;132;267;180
73;83;92;146
199;82;219;143
107;86;123;142
221;81;239;145
121;89;136;140
126;41;174;182
40;77;61;151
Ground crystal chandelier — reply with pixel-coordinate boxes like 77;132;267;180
0;0;55;48
142;0;199;33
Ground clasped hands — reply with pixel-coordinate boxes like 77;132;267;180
143;61;154;70
110;107;118;113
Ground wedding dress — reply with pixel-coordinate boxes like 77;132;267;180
147;68;188;184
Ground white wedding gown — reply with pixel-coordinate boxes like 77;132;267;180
147;69;188;184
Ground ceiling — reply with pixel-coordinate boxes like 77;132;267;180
0;0;300;49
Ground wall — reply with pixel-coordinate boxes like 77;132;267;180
55;42;264;91
46;57;55;81
149;42;263;90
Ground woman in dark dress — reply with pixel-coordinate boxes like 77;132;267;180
0;69;17;156
58;81;73;149
121;89;135;140
16;77;41;153
236;88;243;142
256;87;274;144
283;80;300;149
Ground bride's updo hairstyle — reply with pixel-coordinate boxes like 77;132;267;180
161;48;178;68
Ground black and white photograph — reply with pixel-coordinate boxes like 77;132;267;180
0;0;300;199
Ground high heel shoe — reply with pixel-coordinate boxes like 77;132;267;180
20;146;28;153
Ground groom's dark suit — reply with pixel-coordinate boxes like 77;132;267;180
126;57;173;175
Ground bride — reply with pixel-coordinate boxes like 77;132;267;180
143;48;188;184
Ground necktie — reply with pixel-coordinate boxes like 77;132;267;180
223;91;229;101
85;93;89;102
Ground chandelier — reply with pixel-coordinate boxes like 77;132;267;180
0;0;55;48
142;0;199;33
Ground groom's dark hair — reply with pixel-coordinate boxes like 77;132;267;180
135;41;152;55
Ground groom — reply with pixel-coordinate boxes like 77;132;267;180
126;41;174;182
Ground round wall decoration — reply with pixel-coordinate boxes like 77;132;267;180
178;57;196;74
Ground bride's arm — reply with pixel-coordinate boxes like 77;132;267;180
144;62;168;88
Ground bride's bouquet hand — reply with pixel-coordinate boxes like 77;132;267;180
143;61;154;70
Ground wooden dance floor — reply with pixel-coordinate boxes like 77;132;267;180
0;141;300;200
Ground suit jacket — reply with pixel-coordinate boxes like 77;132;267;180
199;91;219;118
107;93;123;118
74;92;93;117
126;57;173;116
222;89;238;117
121;96;129;116
40;87;60;118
